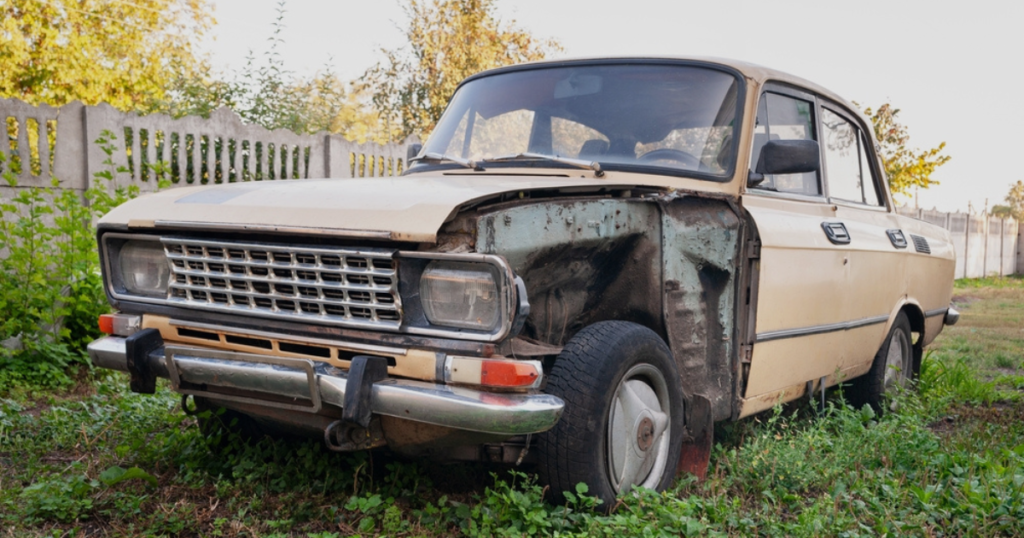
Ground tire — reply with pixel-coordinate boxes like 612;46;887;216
537;321;685;507
847;312;913;412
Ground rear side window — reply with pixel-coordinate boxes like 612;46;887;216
821;107;882;206
749;92;820;196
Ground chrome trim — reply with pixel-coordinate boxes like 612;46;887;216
163;237;402;329
152;220;392;240
165;318;408;356
399;251;519;342
944;307;959;326
167;345;323;413
88;337;564;436
924;307;949;318
756;314;889;343
88;336;131;372
102;233;521;343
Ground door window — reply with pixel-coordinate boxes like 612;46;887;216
749;92;820;196
821;107;883;206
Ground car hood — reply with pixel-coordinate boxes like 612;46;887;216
99;174;624;243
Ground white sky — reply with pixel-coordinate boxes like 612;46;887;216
203;0;1024;213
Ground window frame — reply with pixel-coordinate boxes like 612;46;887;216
817;100;889;212
746;83;826;202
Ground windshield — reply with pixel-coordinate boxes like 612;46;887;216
416;63;741;180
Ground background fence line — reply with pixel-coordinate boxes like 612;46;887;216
0;97;418;199
896;206;1021;279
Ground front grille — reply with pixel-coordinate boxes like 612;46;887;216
162;238;401;329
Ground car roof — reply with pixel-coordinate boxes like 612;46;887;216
463;56;862;121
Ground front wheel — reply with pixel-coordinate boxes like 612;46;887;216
537;321;685;506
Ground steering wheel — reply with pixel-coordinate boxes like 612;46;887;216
638;148;701;169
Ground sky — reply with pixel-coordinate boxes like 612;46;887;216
202;0;1024;213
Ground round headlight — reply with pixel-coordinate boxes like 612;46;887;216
119;241;170;297
420;261;502;330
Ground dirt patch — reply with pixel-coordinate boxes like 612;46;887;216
951;294;981;307
928;415;957;435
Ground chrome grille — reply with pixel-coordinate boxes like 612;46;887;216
162;238;401;329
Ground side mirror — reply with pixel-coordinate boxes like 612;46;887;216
749;139;820;187
406;143;423;163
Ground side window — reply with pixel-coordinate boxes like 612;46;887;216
750;92;820;195
821;107;883;206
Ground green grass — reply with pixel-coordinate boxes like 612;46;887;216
2;277;1024;537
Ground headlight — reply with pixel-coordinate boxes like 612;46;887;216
119;241;170;297
420;261;502;330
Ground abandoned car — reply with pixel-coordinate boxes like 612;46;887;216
88;57;958;505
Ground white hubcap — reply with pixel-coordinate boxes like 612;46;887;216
883;328;910;389
607;364;671;495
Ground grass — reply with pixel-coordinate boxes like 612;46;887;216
1;277;1023;537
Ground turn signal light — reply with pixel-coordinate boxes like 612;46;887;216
98;314;114;335
97;313;142;336
445;356;542;389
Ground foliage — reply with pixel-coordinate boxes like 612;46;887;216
0;130;143;390
160;1;393;144
2;278;1023;536
0;0;213;112
363;0;560;140
862;103;951;199
994;180;1024;221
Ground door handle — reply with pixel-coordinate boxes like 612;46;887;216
821;222;851;244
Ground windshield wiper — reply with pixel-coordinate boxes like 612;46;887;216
482;152;604;177
410;152;485;171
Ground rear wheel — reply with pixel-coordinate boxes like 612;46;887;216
537;321;685;507
847;312;913;412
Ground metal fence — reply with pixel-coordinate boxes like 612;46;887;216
897;206;1020;278
0;98;418;198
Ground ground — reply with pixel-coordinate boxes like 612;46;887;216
1;277;1022;537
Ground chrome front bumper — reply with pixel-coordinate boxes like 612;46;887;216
88;336;563;436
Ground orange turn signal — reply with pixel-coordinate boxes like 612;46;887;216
445;356;543;389
481;361;540;388
98;314;115;335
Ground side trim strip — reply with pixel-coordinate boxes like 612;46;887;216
756;314;890;343
924;307;949;318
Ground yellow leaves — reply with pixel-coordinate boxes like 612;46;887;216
364;0;561;140
862;103;951;198
0;0;213;112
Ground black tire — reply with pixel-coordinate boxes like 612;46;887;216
847;312;913;412
537;321;685;507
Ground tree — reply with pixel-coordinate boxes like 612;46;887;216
0;0;214;112
862;103;950;198
996;180;1024;221
363;0;560;140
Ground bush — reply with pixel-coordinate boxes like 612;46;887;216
0;130;144;391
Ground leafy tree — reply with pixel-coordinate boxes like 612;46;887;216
994;180;1024;221
0;0;213;111
167;1;391;142
862;103;950;198
363;0;560;140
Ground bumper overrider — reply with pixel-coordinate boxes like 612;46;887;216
88;333;564;438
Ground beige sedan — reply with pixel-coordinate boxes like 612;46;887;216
88;57;957;507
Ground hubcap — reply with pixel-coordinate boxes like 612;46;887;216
607;363;671;495
883;328;911;389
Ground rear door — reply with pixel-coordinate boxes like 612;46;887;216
817;103;902;375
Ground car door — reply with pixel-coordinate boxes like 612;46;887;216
740;85;854;416
817;103;902;377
